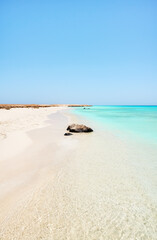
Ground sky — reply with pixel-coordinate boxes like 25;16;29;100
0;0;157;105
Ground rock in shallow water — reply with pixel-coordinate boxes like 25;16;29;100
67;124;93;133
64;132;73;136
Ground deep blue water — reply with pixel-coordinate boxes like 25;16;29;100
72;106;157;144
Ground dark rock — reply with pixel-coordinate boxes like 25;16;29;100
67;124;93;133
64;132;73;136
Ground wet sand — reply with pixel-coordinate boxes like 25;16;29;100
0;108;157;239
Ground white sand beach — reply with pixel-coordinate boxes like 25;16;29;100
0;107;75;238
0;108;157;240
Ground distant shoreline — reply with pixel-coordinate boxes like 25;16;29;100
0;104;92;110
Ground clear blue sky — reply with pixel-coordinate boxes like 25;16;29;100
1;0;157;105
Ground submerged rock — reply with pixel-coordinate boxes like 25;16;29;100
64;132;73;136
67;124;93;133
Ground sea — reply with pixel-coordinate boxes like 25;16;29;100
72;105;157;145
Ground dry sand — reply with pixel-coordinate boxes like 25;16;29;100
0;108;157;240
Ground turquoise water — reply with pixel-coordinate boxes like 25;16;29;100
73;106;157;144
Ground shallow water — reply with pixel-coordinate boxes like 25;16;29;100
71;106;157;239
73;105;157;144
73;105;157;197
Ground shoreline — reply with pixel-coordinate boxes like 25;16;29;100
0;104;92;110
0;107;157;239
